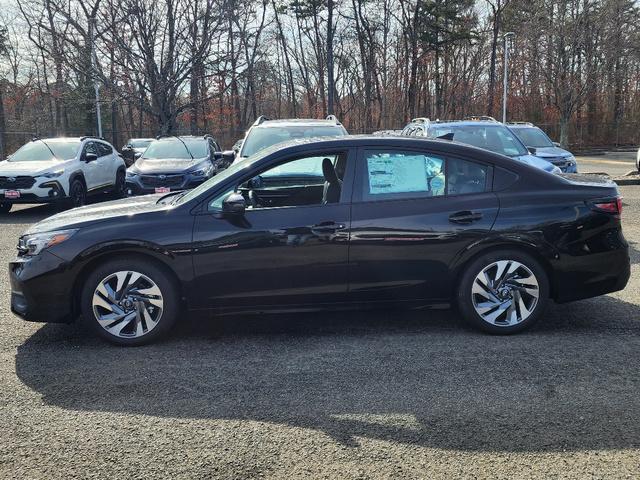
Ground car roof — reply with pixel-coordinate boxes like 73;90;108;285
254;119;344;128
426;120;509;128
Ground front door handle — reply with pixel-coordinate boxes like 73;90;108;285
311;221;345;233
449;211;483;224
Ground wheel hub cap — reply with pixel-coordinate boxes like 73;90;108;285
471;260;539;326
92;270;164;338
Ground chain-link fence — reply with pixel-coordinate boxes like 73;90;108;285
3;121;638;158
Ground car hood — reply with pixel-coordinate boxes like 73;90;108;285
25;195;170;234
515;154;557;172
530;146;572;158
0;159;69;176
132;157;207;174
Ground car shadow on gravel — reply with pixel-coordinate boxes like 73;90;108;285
15;294;640;453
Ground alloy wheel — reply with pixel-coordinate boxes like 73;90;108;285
71;182;86;207
471;260;539;327
92;270;164;338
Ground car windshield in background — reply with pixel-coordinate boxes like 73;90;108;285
142;139;208;160
431;125;528;157
512;127;554;148
9;140;81;162
241;126;345;157
129;139;152;149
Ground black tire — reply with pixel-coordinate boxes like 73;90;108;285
456;249;549;334
113;169;126;198
67;178;87;209
0;203;12;213
80;257;180;346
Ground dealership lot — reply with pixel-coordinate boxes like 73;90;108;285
0;161;639;478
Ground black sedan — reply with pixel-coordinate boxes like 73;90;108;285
10;136;630;345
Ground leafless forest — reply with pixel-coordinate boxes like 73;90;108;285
0;0;638;154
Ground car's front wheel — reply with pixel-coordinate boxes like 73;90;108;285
457;250;549;334
80;258;179;346
113;170;126;198
68;179;87;208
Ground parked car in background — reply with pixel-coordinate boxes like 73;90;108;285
235;115;348;162
121;138;154;166
10;136;629;345
125;135;228;195
506;122;578;173
232;139;243;154
636;146;639;172
0;137;125;213
401;117;561;174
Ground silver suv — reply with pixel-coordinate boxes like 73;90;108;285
236;115;348;162
0;137;126;213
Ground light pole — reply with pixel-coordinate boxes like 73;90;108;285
89;17;102;138
502;32;515;123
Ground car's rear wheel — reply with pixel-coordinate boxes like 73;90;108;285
80;258;179;346
0;203;12;213
457;250;549;334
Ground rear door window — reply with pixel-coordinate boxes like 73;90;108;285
357;149;489;202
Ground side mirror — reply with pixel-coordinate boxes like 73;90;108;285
553;141;561;147
84;152;98;162
527;147;537;155
222;192;246;216
134;152;142;159
214;150;236;163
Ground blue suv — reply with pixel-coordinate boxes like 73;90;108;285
506;122;577;173
401;117;561;174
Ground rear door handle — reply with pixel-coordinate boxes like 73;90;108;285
311;221;345;233
449;211;483;224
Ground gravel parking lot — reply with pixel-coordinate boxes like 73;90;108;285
1;174;639;478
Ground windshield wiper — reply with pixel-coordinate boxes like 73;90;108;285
156;190;184;205
173;136;194;159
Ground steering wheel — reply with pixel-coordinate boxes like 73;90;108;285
248;190;262;208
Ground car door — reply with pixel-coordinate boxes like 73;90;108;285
190;148;355;310
347;147;499;303
80;141;101;190
95;142;115;187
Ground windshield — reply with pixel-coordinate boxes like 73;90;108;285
142;138;208;160
175;142;284;205
9;140;80;162
430;125;528;157
241;125;345;157
511;127;554;148
129;139;153;149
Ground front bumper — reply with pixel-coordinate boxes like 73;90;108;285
125;172;209;195
0;180;68;204
10;251;74;323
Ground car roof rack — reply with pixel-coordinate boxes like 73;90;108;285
506;121;534;126
80;135;106;141
463;115;499;122
253;115;270;126
411;117;431;124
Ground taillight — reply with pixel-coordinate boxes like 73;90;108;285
590;196;622;216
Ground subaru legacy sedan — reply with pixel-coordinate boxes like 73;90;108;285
10;136;629;345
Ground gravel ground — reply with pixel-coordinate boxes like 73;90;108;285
0;184;639;479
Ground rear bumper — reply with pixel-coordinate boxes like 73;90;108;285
552;247;630;303
9;251;74;323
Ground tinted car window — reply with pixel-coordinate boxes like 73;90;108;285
97;142;112;156
84;142;98;156
363;150;446;201
447;158;488;195
9;140;81;161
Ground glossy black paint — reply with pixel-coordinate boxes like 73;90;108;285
9;136;630;325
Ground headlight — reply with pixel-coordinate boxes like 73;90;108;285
192;163;213;176
39;169;64;178
17;229;78;256
551;165;562;175
566;155;576;165
126;169;138;178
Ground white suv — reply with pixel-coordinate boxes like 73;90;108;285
0;137;126;213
